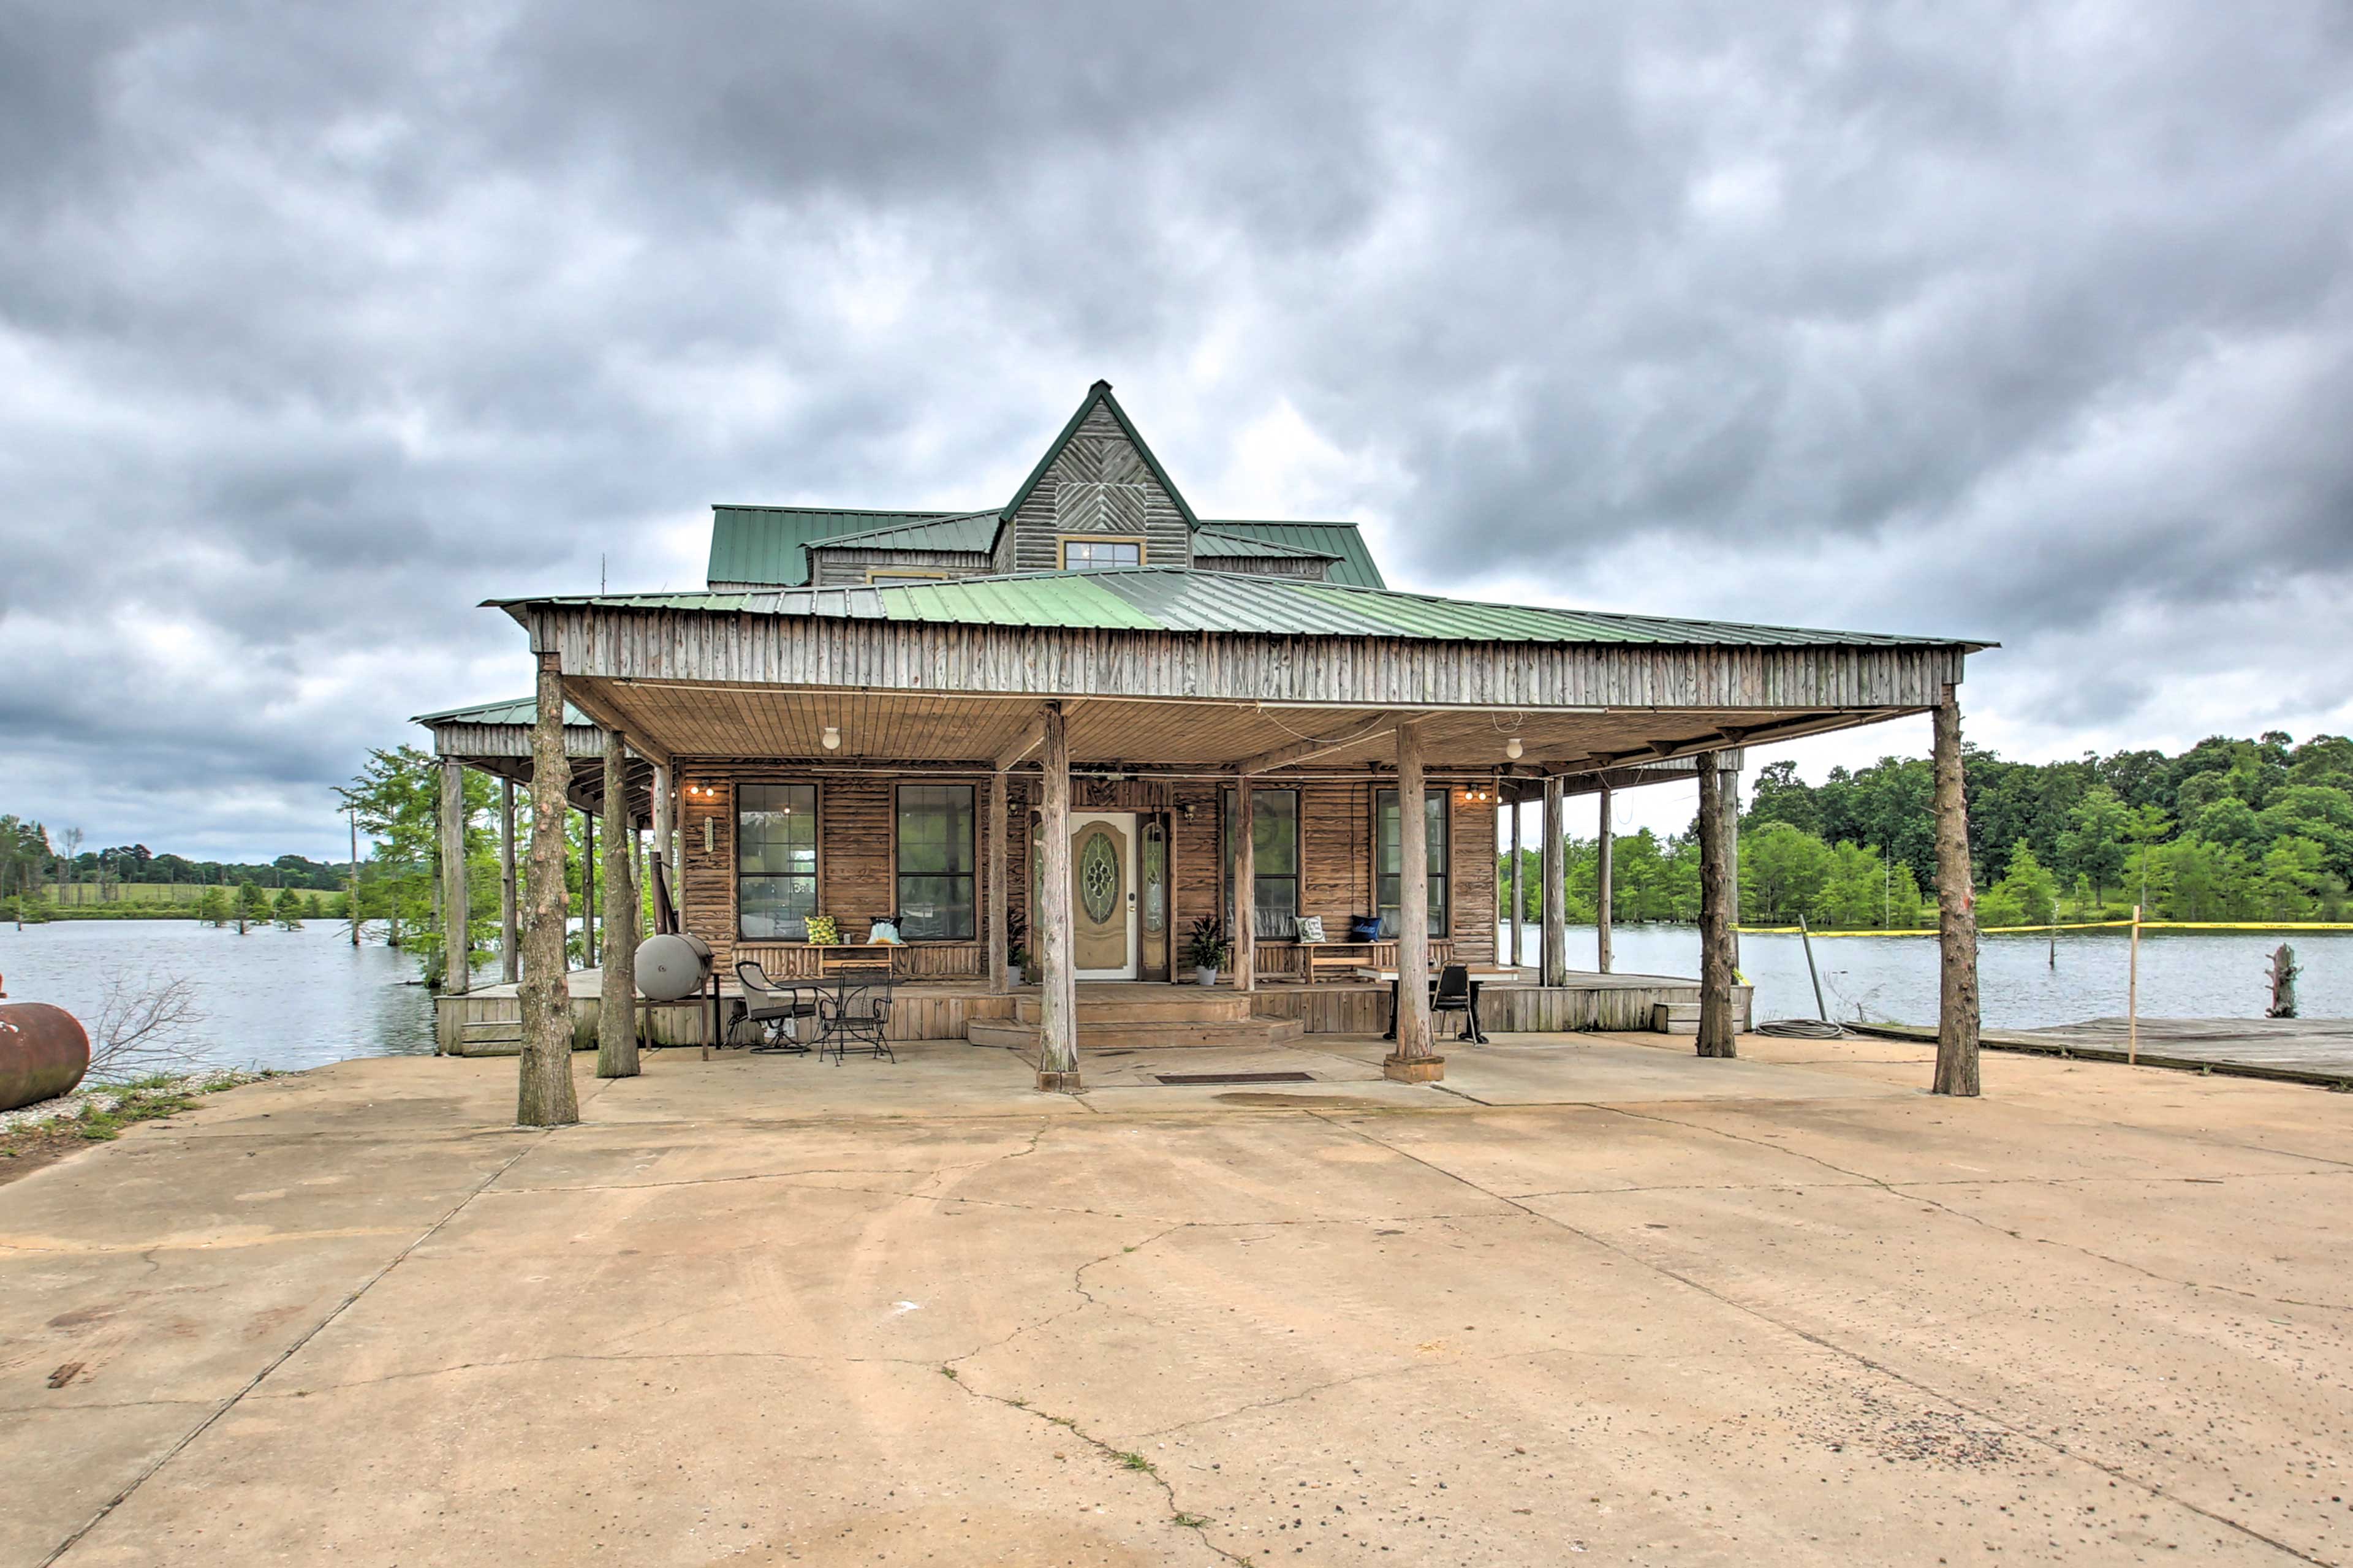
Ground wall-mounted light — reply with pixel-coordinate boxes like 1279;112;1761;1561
1461;786;1496;805
821;725;841;751
1505;737;1523;760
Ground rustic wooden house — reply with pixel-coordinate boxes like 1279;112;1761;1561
426;382;1988;1093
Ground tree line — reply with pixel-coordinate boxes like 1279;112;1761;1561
1499;730;2353;930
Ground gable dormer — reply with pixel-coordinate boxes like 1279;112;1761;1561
993;382;1196;574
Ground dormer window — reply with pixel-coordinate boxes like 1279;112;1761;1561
1062;538;1143;570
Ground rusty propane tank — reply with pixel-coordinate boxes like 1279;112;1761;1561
0;1001;92;1112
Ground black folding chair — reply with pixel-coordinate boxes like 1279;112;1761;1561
818;966;895;1064
1430;963;1487;1044
735;960;819;1054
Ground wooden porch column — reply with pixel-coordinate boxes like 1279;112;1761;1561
1036;703;1080;1093
1539;775;1567;987
1596;784;1615;974
1233;774;1255;991
1507;787;1523;970
517;648;578;1126
986;768;1009;994
597;732;640;1079
1932;690;1982;1096
439;759;469;996
498;778;519;984
580;805;595;967
1384;720;1442;1081
650;760;672;933
1695;750;1738;1058
1721;760;1742;971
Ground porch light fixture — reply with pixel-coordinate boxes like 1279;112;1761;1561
1505;737;1523;759
821;725;841;751
1461;785;1496;805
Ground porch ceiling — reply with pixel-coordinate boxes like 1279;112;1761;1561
567;678;1910;778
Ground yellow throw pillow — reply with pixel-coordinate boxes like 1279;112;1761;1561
805;915;839;946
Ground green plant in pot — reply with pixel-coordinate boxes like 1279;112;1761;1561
1007;911;1033;988
1184;914;1230;987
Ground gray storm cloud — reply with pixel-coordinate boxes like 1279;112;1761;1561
2;0;2347;856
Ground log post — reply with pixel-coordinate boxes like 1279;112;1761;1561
1932;691;1982;1096
1596;784;1615;975
499;778;519;984
1036;703;1080;1093
439;759;469;996
1696;751;1738;1058
1507;787;1523;970
597;732;640;1079
1540;774;1567;987
580;805;594;968
1234;773;1256;991
650;760;673;933
517;648;578;1126
1384;721;1442;1081
987;768;1009;993
1721;759;1742;971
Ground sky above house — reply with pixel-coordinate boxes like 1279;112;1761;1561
4;2;2350;860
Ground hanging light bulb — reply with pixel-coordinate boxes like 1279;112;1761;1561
821;725;841;751
1505;737;1523;759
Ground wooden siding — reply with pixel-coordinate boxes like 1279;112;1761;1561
677;763;1501;981
1200;556;1329;580
808;547;995;588
997;406;1193;574
544;610;1966;714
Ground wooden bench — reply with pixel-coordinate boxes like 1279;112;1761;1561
1303;942;1381;983
813;942;903;976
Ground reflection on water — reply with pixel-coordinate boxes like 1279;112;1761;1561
0;922;445;1074
0;918;2338;1074
1502;924;2351;1030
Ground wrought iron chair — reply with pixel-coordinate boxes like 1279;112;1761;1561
1430;963;1487;1044
818;965;895;1064
735;960;819;1054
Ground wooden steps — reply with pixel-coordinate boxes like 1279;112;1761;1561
969;985;1304;1050
1651;1002;1700;1036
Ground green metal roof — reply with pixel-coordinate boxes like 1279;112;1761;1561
708;506;972;587
806;510;999;555
1190;528;1340;563
413;695;594;727
1198;521;1385;588
494;569;1985;650
999;381;1201;529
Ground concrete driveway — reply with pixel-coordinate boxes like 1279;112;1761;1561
4;1031;2350;1566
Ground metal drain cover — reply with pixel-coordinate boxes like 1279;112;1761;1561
1154;1071;1316;1086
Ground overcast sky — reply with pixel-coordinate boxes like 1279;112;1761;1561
4;1;2350;859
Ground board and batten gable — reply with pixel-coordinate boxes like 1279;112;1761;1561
995;404;1195;575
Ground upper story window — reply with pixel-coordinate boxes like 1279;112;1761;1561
866;569;949;584
1062;538;1143;570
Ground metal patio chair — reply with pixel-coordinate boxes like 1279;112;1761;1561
817;965;896;1064
735;960;819;1054
1430;963;1487;1045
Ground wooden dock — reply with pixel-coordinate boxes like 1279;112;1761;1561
1852;1017;2353;1091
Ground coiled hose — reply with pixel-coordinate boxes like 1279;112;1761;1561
1754;1018;1847;1039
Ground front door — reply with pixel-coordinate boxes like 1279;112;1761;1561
1070;812;1139;980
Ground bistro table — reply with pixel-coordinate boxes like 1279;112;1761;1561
1359;966;1520;1045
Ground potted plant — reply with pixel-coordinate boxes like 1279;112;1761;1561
1006;911;1031;990
1184;914;1230;987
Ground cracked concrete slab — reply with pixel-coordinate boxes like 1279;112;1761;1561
4;1034;2350;1566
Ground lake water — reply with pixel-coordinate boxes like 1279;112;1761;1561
1;918;2343;1077
0;922;444;1074
1499;924;2352;1029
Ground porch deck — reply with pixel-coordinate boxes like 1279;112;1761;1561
433;967;1752;1055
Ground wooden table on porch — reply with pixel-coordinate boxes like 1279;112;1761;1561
1360;966;1520;1045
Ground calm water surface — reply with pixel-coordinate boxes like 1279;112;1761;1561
1502;924;2353;1028
1;919;2341;1075
0;922;448;1073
